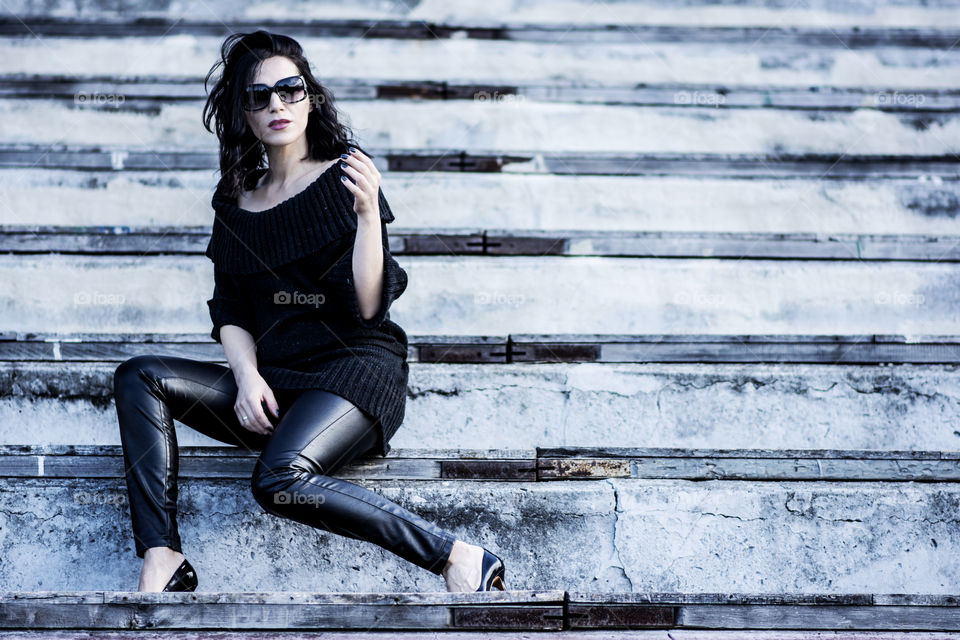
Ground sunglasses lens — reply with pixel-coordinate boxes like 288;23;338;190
277;77;306;103
244;86;270;110
242;77;306;110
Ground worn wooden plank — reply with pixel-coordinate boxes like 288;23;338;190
0;590;564;630
539;152;960;179
2;333;960;364
537;446;960;460
4;445;960;482
539;457;960;481
2;147;956;178
0;444;537;459
675;605;960;630
7;332;960;346
1;18;958;48
0;632;948;640
4;0;958;29
6;226;958;262
568;592;959;605
2;590;958;631
4;75;960;110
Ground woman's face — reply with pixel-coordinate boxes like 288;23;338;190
242;56;313;146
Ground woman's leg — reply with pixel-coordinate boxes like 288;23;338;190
113;353;277;559
250;389;458;575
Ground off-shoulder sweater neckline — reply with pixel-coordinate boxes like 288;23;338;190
206;164;394;274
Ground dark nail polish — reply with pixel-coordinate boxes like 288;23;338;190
340;161;347;168
340;153;347;158
349;146;356;153
341;175;346;180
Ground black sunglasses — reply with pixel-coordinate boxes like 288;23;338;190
242;74;307;111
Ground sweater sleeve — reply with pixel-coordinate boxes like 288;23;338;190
326;219;408;329
206;267;255;343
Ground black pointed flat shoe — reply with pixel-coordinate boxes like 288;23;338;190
162;558;198;592
477;548;506;591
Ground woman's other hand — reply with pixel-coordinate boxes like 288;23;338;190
234;371;280;435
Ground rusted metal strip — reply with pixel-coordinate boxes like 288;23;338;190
377;82;520;101
400;233;486;254
538;458;632;480
567;604;677;629
416;343;509;363
440;460;537;481
451;605;564;630
507;341;602;363
482;235;567;255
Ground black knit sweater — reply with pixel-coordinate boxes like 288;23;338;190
204;164;408;457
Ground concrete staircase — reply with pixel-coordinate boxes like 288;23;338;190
1;0;959;634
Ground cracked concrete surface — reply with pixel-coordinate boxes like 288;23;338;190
4;362;958;452
2;477;957;593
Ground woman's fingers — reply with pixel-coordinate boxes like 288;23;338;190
340;157;369;189
340;148;380;215
350;147;380;180
239;394;272;433
236;408;265;434
262;386;281;421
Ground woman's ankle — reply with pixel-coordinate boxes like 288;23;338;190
143;546;184;563
138;547;186;591
442;539;468;574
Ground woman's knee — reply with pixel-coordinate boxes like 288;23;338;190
250;457;314;513
113;353;166;399
114;353;167;385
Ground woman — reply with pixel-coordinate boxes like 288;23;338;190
113;30;506;593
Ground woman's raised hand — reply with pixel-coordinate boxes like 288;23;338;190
338;146;381;221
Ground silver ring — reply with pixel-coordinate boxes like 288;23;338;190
241;415;248;423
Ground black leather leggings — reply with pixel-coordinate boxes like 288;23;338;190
113;354;457;575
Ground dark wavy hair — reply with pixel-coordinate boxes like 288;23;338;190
202;30;366;201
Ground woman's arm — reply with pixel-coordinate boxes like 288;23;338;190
219;326;277;434
207;269;278;432
219;325;259;382
337;147;407;328
352;214;385;322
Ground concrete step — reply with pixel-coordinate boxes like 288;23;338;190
5;224;960;262
3;168;955;235
1;446;958;593
2;253;955;334
0;31;955;88
2;336;959;451
3;591;960;633
4;99;956;155
5;0;959;28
